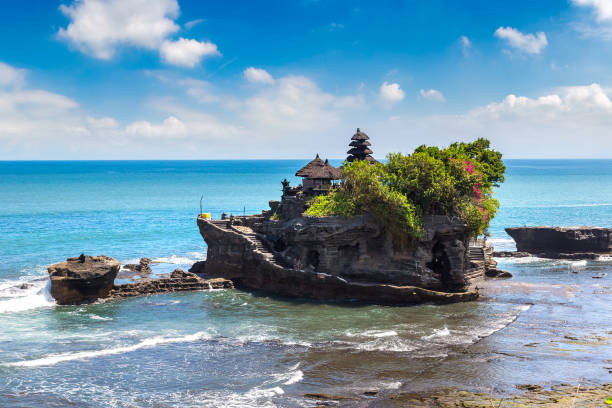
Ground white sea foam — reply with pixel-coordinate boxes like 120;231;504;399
89;314;113;321
152;254;204;265
282;370;304;385
422;326;450;340
596;255;612;262
0;279;55;314
5;331;212;367
345;329;398;338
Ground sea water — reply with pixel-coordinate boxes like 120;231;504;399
0;160;611;407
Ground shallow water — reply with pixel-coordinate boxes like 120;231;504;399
1;160;611;407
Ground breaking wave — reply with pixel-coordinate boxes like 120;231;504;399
0;279;55;314
5;331;213;368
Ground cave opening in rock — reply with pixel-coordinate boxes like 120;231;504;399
274;237;287;252
429;242;451;289
305;250;320;270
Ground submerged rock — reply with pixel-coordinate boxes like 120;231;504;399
48;254;120;305
506;226;612;255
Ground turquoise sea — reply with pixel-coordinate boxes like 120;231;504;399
1;160;611;407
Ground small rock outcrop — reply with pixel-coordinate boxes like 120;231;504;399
506;226;612;257
493;251;530;258
48;254;120;305
123;257;152;276
485;268;513;278
109;269;233;299
188;260;206;275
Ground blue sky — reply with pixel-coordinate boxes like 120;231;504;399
2;0;612;159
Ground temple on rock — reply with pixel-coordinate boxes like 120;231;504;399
197;127;494;304
347;128;377;163
295;154;341;194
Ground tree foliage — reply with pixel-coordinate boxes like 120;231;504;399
305;138;504;241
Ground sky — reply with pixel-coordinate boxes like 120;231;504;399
2;0;612;159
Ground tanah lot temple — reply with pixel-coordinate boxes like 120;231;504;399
196;128;495;305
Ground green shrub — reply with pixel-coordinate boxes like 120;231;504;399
305;138;505;242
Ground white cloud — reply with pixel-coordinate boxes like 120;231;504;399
379;82;405;107
160;38;220;68
125;116;187;138
494;27;548;54
0;62;25;88
243;76;337;133
376;83;612;159
572;0;612;21
185;18;206;30
58;0;219;67
420;89;446;102
58;0;180;59
460;35;471;56
244;67;275;84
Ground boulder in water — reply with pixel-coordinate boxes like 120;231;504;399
48;254;120;305
485;268;513;279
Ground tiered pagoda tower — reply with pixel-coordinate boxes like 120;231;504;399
346;128;376;163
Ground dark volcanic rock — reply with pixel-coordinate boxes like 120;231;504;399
485;268;513;278
188;260;206;275
506;226;612;254
123;257;152;275
198;215;482;304
492;251;530;258
109;268;233;299
48;254;120;305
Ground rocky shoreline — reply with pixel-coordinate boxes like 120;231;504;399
47;254;233;305
371;383;612;407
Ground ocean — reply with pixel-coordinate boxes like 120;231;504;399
1;159;611;407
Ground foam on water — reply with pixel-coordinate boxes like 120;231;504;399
345;329;398;338
0;279;55;314
344;304;531;355
422;326;450;340
151;254;204;265
89;314;113;321
5;331;213;367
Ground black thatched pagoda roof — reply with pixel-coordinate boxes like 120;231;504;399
295;154;341;179
351;128;370;141
346;128;377;163
349;140;371;147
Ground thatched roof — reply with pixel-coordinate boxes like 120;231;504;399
349;140;371;147
351;128;370;141
347;147;373;155
295;154;341;179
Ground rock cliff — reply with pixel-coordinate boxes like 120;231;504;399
198;213;489;304
506;226;612;256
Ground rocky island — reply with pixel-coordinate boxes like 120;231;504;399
506;226;612;259
198;130;506;304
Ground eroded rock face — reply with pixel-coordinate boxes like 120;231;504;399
506;226;612;255
198;214;484;304
48;254;120;305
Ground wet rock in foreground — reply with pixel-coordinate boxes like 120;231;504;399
381;383;612;407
